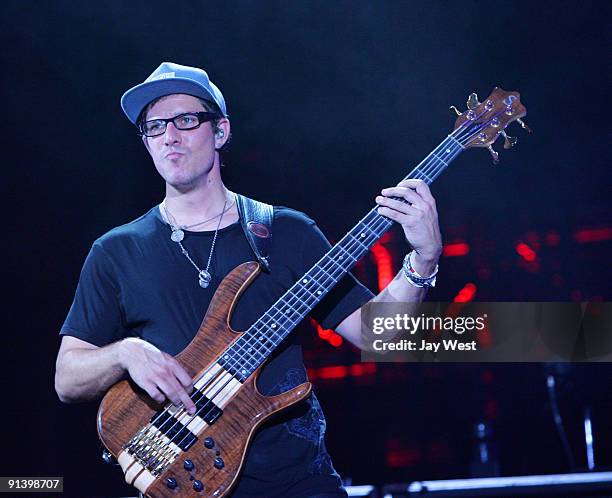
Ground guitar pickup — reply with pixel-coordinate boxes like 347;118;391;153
194;394;223;425
151;411;198;451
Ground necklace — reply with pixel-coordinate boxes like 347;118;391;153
162;199;228;288
180;197;236;231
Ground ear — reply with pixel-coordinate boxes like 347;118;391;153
214;118;231;150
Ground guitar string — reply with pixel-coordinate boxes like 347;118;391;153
144;108;506;451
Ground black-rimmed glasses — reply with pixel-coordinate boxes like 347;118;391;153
138;112;220;137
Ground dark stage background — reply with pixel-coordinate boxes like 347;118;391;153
2;2;610;497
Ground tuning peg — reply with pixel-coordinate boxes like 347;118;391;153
500;130;518;149
449;105;462;116
487;145;499;164
516;118;532;133
467;93;480;110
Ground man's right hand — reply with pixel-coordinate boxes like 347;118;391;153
55;335;196;415
118;338;197;414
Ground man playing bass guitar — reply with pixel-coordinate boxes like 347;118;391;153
55;62;442;498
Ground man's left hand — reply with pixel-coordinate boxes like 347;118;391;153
375;179;442;275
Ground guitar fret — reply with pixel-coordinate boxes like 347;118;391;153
243;342;264;364
296;283;318;302
232;341;262;368
335;244;357;264
318;266;339;284
417;168;436;182
430;153;448;166
361;222;380;237
283;290;311;314
323;255;346;274
348;232;368;250
252;330;274;355
312;269;337;288
446;135;464;149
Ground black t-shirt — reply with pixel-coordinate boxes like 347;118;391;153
60;205;373;497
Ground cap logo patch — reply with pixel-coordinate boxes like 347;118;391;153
247;221;270;238
152;72;176;81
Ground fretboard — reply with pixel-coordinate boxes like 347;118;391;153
217;133;464;381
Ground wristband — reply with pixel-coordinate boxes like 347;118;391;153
402;251;438;288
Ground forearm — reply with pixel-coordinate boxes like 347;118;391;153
55;340;127;403
336;253;439;350
372;251;437;305
366;251;438;343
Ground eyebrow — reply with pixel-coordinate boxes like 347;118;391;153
145;111;202;121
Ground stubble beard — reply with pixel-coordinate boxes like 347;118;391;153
162;156;216;194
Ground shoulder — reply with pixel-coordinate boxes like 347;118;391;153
273;206;317;231
93;206;160;252
271;206;331;254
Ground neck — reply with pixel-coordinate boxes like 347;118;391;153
162;170;236;229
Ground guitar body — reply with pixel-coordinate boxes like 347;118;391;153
97;261;312;498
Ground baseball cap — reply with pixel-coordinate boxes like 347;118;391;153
120;62;228;124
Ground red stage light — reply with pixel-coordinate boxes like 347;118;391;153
316;365;348;379
312;319;342;347
575;227;612;243
443;241;470;257
329;334;343;347
371;240;394;291
309;363;377;381
349;363;377;376
515;242;537;262
386;447;422;467
317;327;332;340
453;282;477;302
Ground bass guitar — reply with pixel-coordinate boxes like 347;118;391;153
98;88;529;497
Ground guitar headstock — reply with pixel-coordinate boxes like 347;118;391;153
450;87;531;163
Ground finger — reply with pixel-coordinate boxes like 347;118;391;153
377;206;419;226
167;356;194;393
174;385;197;415
157;375;197;415
154;376;184;404
398;179;436;206
140;382;165;404
375;195;423;215
380;187;426;210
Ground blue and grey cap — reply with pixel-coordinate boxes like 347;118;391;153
120;62;228;124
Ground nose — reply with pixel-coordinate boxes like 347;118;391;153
163;121;181;145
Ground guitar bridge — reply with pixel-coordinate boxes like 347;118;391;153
124;425;180;476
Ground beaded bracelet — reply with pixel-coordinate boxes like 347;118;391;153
402;251;438;288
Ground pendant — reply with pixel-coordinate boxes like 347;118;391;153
198;270;212;288
171;228;185;243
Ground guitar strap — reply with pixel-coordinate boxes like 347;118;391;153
235;194;273;272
